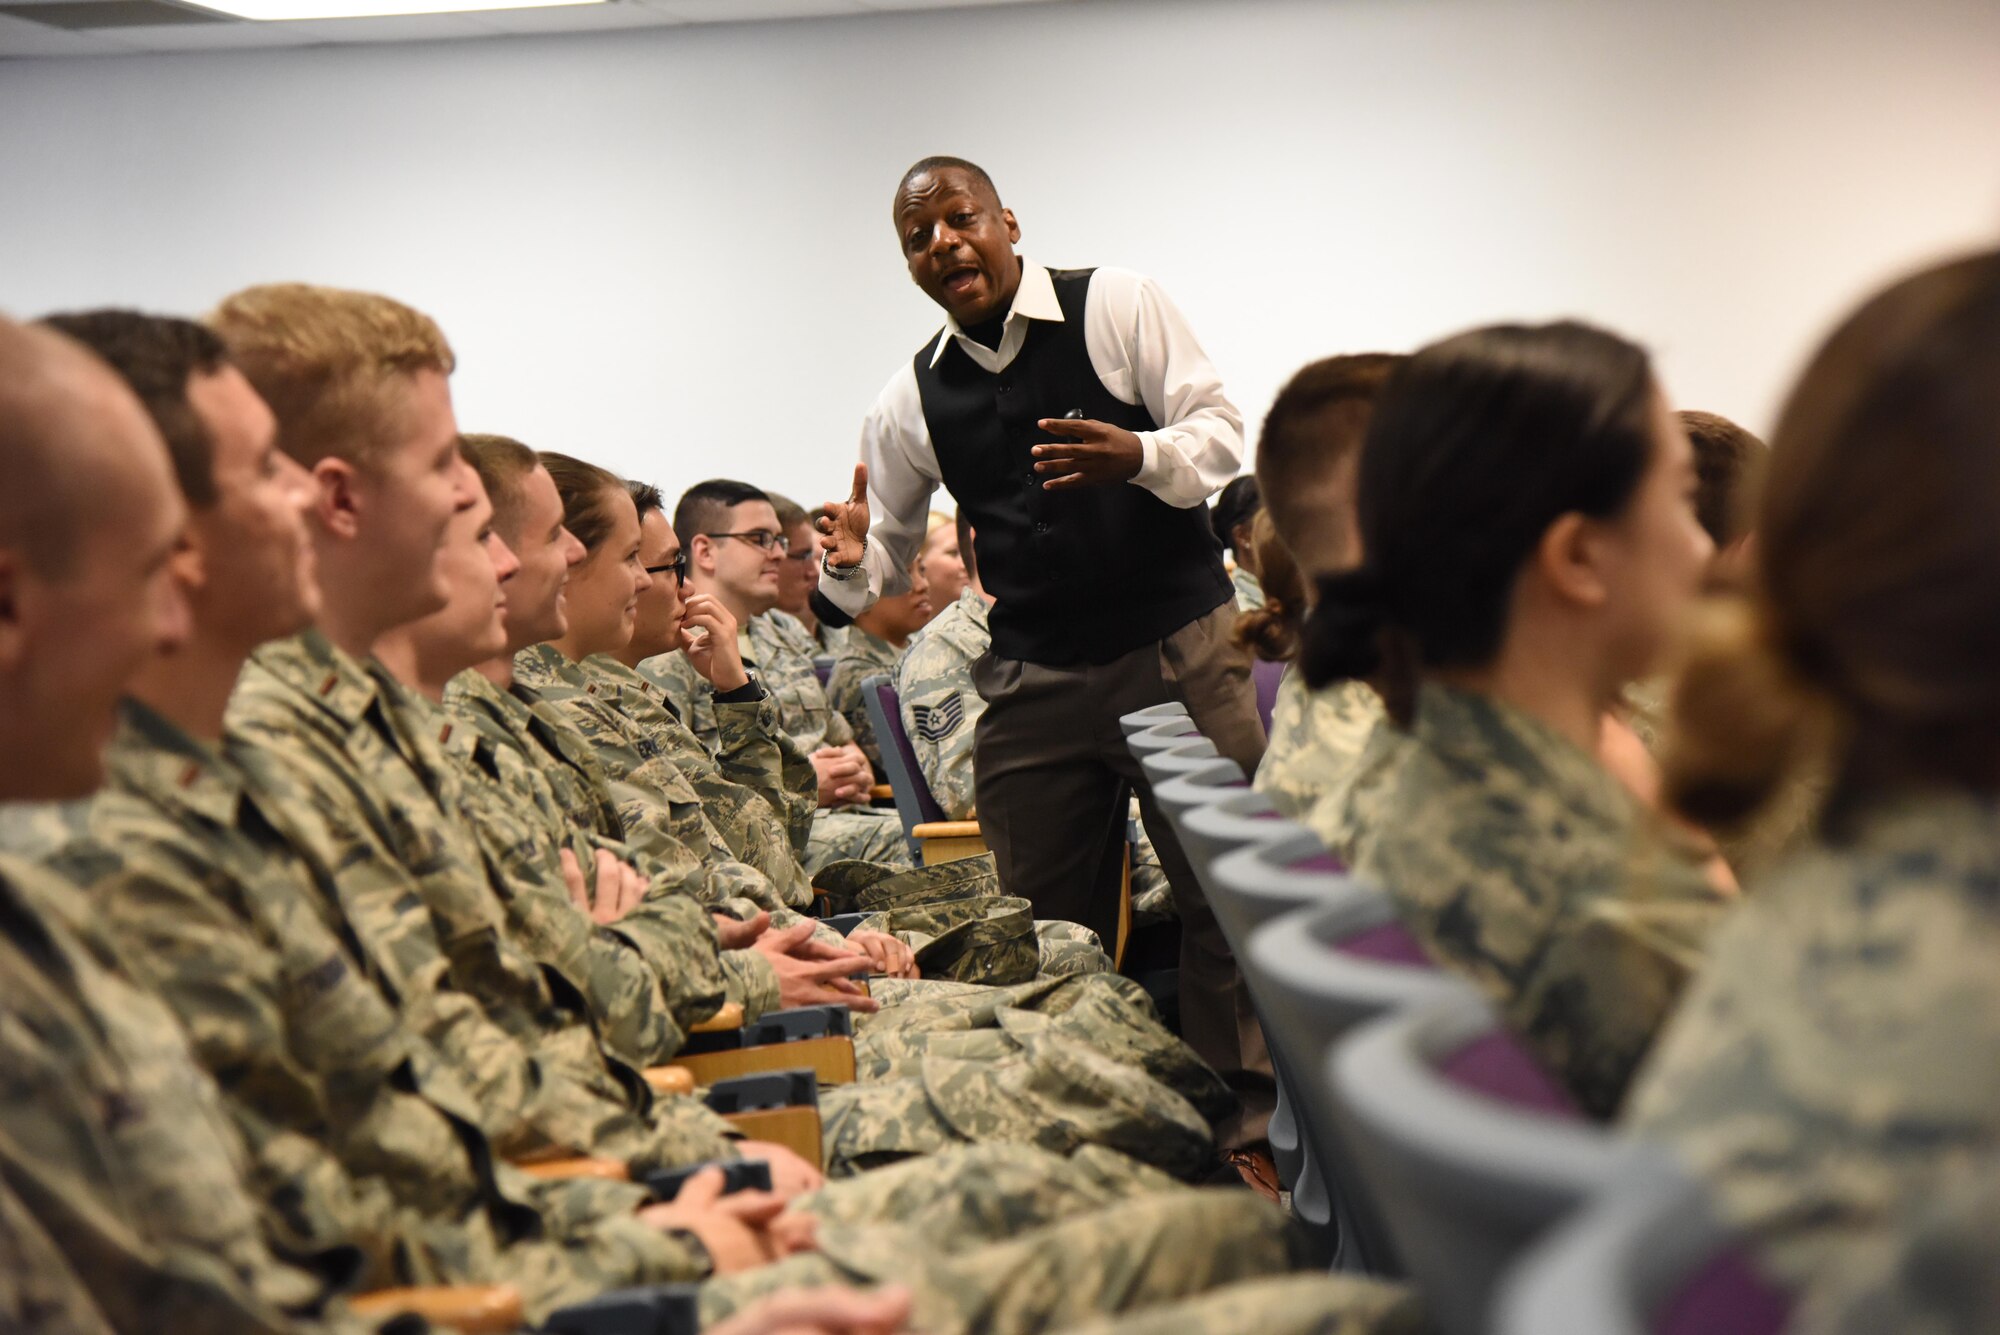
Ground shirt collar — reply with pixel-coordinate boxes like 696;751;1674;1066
107;697;246;829
928;259;1063;368
249;628;380;730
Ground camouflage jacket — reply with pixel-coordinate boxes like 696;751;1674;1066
582;654;815;903
895;589;992;820
652;610;855;757
381;675;728;1067
1256;670;1387;826
1348;683;1730;1119
0;1173;121;1335
226;630;738;1173
825;626;905;780
446;668;785;1021
0;850;370;1334
54;701;707;1308
515;643;801;916
1624;790;2000;1306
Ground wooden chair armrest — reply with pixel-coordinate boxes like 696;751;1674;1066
350;1284;523;1333
911;820;983;839
644;1065;697;1097
868;783;894;802
662;1034;857;1090
511;1156;630;1183
722;1106;823;1169
691;1001;746;1034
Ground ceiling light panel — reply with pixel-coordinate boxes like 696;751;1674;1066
189;0;608;19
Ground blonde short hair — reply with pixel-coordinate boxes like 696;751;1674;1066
208;283;453;469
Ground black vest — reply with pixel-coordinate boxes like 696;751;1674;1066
913;268;1231;666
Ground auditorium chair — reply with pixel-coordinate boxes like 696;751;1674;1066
861;673;985;866
1124;716;1207;760
1134;734;1228;789
1493;1149;1793;1335
1329;992;1626;1335
1118;702;1190;736
1147;755;1250;825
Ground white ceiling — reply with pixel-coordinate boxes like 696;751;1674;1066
0;0;1071;57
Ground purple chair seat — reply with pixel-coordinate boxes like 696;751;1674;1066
1438;1031;1581;1119
1288;851;1346;873
1655;1249;1793;1335
1252;657;1285;733
1334;919;1434;967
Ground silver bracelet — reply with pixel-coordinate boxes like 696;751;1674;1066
822;538;867;581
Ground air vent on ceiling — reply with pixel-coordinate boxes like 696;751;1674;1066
0;1;228;28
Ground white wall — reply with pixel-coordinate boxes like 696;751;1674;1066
2;0;1997;506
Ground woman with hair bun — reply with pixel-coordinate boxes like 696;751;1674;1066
1299;320;1729;1120
1623;249;2000;1324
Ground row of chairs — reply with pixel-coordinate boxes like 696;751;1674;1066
1118;701;1794;1335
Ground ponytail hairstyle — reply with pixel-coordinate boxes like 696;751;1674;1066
1299;322;1656;726
538;452;626;554
1233;510;1307;663
1665;249;2000;834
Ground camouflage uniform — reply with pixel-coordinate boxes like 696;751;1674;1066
0;851;374;1334
1808;1153;2000;1335
704;1188;1345;1335
515;643;808;915
46;704;716;1318
1623;790;2000;1316
0;1174;119;1335
381;678;735;1068
580;653;817;903
824;624;904;779
1256;669;1387;827
1339;683;1730;1119
897;588;1174;922
225;630;745;1173
647;611;911;871
1059;1273;1423;1335
0;798;88;858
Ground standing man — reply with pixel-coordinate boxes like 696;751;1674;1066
815;156;1274;1159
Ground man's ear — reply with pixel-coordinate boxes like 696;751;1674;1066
168;531;207;601
1002;207;1021;245
0;550;24;673
690;533;719;577
311;458;361;540
1534;512;1611;609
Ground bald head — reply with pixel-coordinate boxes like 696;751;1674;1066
0;312;189;800
0;317;172;577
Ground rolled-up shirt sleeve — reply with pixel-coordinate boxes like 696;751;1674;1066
1086;267;1244;509
818;360;942;618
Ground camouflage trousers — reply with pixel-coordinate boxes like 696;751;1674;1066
701;1189;1311;1333
855;971;1235;1127
818;853;1113;982
1057;1273;1426;1335
805;806;912;872
821;1028;1214;1180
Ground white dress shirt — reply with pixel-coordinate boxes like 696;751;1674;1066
821;260;1244;616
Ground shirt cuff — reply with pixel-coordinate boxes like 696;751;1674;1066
1130;429;1165;489
712;679;765;705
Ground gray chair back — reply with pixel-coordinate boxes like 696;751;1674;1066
1250;892;1472;1275
1137;735;1227;788
1148;756;1250;822
1118;702;1189;737
1493;1149;1794;1335
1125;716;1206;758
1329;992;1625;1335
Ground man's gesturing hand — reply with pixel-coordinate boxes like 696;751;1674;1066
815;464;871;568
1032;418;1144;490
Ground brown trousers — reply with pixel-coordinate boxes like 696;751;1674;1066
971;602;1275;1150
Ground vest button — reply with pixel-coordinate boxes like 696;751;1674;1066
1035;521;1052;534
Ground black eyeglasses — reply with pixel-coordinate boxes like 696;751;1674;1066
644;552;688;585
704;530;790;554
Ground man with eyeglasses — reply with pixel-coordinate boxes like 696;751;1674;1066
646;479;910;871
